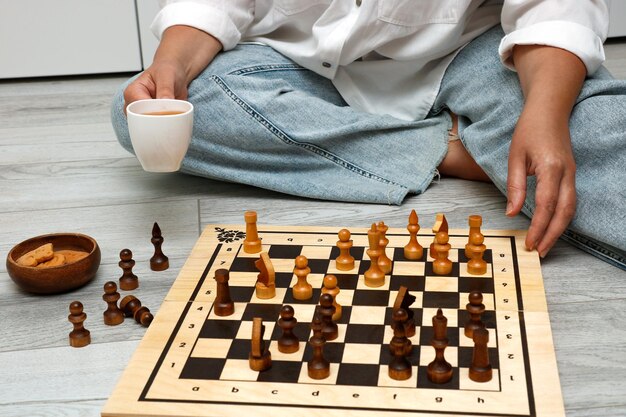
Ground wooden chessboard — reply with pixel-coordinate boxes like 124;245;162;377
102;222;565;417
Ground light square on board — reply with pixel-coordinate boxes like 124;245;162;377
391;261;426;276
458;368;501;391
219;359;259;381
298;362;340;385
424;276;459;292
190;338;234;358
236;320;276;340
377;365;419;388
458;328;498;348
459;262;493;277
421;308;458;327
356;276;391;291
300;245;332;259
349;305;388;325
419;345;459;367
267;341;307;362
250;288;288;304
458;292;495;311
327;260;361;274
341;343;382;364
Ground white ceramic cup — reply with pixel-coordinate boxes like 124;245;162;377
126;99;194;172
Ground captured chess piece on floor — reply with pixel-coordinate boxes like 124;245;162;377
68;301;90;348
103;281;124;326
150;222;169;271
120;295;153;327
119;248;138;290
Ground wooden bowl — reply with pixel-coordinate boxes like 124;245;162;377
6;233;101;294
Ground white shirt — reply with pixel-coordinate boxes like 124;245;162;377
152;0;608;121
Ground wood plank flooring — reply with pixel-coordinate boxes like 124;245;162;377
1;41;626;417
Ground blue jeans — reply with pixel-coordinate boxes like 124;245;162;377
111;26;626;270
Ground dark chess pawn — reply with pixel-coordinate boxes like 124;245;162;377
118;248;138;290
68;301;91;348
102;281;124;326
388;309;412;381
150;222;169;271
214;268;234;316
427;308;453;384
120;295;153;327
277;305;300;353
464;290;486;339
469;328;493;382
307;316;330;379
318;293;338;341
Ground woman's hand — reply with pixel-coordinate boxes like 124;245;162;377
507;45;586;257
123;25;223;110
507;109;577;257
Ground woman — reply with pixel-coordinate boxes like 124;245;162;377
112;0;626;269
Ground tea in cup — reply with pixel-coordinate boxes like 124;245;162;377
126;99;194;172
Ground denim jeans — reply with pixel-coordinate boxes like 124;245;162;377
111;26;626;270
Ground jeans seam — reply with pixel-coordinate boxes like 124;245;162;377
228;64;306;76
561;230;626;267
209;75;409;191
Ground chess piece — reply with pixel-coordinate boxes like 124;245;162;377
404;209;423;260
321;274;341;321
388;308;412;381
255;252;276;299
118;248;138;290
464;290;486;338
335;229;355;271
364;223;385;287
467;233;487;275
243;210;262;254
293;255;313;300
393;286;416;337
469;327;493;382
150;222;169;271
432;231;453;275
318;293;338;341
68;301;90;348
377;221;392;274
307;316;330;379
465;215;483;258
249;317;272;371
277;305;300;353
427;309;453;384
429;213;448;260
102;281;124;326
214;268;235;316
119;295;154;327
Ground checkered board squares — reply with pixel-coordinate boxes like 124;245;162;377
102;225;565;417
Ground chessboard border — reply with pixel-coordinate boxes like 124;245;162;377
135;229;537;417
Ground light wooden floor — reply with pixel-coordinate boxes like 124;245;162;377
1;41;626;417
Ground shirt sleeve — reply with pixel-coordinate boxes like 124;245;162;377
151;0;255;51
498;0;609;75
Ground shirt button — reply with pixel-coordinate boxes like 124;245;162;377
356;0;362;6
322;62;331;68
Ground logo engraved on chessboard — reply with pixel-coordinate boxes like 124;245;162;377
215;227;245;243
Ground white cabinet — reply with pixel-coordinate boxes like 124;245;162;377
0;0;142;79
136;0;160;68
607;0;626;37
